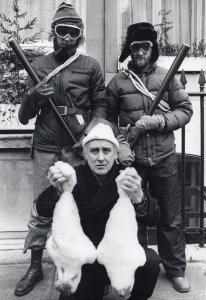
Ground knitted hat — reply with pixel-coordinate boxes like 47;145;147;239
119;22;159;63
82;123;119;149
52;2;83;28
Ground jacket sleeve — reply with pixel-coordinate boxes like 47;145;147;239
116;134;135;166
89;60;108;120
36;185;59;218
163;76;193;132
18;77;39;125
106;77;135;166
106;77;121;127
133;190;160;226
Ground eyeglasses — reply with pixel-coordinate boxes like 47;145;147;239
130;41;153;53
55;24;82;40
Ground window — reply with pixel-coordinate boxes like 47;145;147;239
105;0;206;77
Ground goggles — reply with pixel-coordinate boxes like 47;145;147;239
130;41;153;53
55;24;82;40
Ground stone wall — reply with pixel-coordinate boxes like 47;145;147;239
0;135;33;249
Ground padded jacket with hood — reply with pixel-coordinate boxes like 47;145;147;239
19;51;108;152
107;62;193;166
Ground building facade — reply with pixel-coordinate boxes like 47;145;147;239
0;0;205;246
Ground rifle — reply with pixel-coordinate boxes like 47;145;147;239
130;43;190;150
9;39;77;144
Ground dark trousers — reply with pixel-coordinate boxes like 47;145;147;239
59;248;160;300
133;153;186;277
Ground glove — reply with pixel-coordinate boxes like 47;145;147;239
135;114;165;132
27;82;54;107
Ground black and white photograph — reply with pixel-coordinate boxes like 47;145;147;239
0;1;205;299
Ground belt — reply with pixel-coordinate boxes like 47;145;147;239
56;106;88;116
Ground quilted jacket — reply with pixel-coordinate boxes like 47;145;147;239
19;51;108;152
107;62;193;166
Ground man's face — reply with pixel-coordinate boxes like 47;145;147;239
130;40;153;69
54;23;81;52
84;140;117;176
56;35;77;50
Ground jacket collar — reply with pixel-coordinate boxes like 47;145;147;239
128;60;156;77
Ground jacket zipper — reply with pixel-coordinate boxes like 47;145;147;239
58;71;64;150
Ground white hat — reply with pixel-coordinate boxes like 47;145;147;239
82;123;119;149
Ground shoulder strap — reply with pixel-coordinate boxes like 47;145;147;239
122;69;171;112
43;50;88;83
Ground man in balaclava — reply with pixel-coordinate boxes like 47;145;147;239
107;22;193;293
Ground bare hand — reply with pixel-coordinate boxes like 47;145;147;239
47;164;69;194
120;167;143;204
47;161;77;194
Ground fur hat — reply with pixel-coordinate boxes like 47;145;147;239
82;123;119;149
52;2;83;28
119;22;159;63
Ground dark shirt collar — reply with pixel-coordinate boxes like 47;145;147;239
84;161;120;186
92;172;107;185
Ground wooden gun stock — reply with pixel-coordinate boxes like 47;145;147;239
130;43;190;150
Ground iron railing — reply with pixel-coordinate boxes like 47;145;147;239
180;69;206;247
148;70;206;246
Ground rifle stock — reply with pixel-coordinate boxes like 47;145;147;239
130;43;190;150
9;39;77;144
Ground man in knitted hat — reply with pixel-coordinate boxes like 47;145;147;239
35;122;161;300
14;2;110;297
15;3;134;296
51;2;85;58
107;22;193;293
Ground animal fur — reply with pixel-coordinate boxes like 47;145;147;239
97;167;146;299
46;161;96;295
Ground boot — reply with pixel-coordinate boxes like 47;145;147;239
14;249;44;297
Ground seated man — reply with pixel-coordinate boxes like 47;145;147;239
36;123;160;300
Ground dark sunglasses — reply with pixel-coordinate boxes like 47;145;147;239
130;41;153;53
55;24;81;40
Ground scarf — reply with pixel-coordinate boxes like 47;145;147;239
73;163;121;216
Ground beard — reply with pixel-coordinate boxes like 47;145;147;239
55;46;77;63
53;38;79;62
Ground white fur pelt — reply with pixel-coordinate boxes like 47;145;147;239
97;167;146;299
46;161;96;295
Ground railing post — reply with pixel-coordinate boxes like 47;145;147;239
180;69;187;231
198;69;205;247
